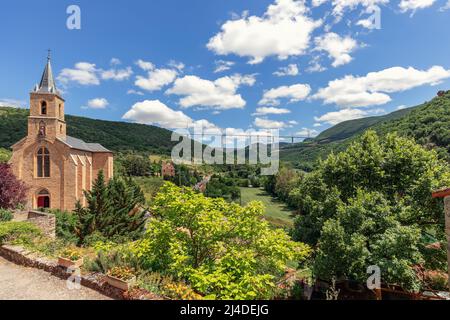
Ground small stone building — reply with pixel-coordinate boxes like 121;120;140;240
9;55;113;211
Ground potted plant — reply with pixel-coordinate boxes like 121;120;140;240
58;247;84;269
106;266;136;291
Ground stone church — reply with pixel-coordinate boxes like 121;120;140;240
10;55;114;211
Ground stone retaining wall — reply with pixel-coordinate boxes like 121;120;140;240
0;245;125;300
26;211;56;239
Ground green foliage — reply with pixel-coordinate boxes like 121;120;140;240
0;208;13;222
291;131;450;291
0;106;178;155
281;93;450;167
131;182;311;299
0;148;11;163
166;164;202;187
52;210;79;244
0;221;41;245
117;153;153;177
205;175;241;202
74;171;147;245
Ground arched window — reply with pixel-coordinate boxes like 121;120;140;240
37;147;50;178
41;101;47;115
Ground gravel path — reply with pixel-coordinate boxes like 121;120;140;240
0;256;111;300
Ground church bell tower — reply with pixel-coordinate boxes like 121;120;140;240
28;51;66;141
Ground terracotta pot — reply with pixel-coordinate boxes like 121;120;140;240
105;274;136;291
58;257;84;269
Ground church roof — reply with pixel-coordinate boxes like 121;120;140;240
34;52;60;95
57;136;112;153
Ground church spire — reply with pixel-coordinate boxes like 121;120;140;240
35;50;59;95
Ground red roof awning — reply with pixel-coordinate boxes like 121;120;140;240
432;188;450;199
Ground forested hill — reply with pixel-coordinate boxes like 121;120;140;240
0;107;178;155
281;91;450;168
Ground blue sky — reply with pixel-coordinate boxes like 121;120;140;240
1;0;450;142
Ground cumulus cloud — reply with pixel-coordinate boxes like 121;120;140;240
214;60;235;73
58;62;100;86
399;0;436;12
84;98;109;109
254;117;289;129
136;59;155;71
166;74;256;110
207;0;322;64
135;68;178;92
314;0;389;16
313;66;450;108
314;33;358;67
259;83;311;106
110;58;121;66
252;107;291;116
273;64;299;76
58;61;133;86
122;100;194;129
168;60;185;71
314;108;385;125
101;67;133;81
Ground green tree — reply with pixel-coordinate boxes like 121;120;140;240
292;131;450;291
131;182;311;299
74;171;146;245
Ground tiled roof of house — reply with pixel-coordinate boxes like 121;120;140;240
57;136;112;153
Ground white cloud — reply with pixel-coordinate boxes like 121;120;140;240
58;61;133;85
314;108;385;125
58;62;100;86
135;68;178;92
166;74;256;110
254;117;289;129
399;0;436;12
110;58;121;66
314;33;358;67
313;123;322;127
207;0;322;64
0;98;26;108
396;105;408;110
296;128;319;137
259;83;311;106
306;57;327;73
122;100;193;129
252;107;291;116
135;59;155;71
313;66;450;108
314;0;389;16
214;60;235;73
440;0;450;10
273;64;299;76
84;98;109;109
101;67;133;81
168;60;185;71
127;89;144;96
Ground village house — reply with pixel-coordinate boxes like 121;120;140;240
9;55;113;211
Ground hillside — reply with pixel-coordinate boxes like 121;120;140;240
0;107;178;155
281;91;450;168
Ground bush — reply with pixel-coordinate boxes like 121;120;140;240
0;209;13;222
132;183;311;300
0;222;41;245
53;210;78;244
0;163;28;210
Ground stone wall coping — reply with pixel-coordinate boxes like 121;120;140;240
0;244;162;300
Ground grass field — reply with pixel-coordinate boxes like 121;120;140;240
134;176;165;203
239;187;294;228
